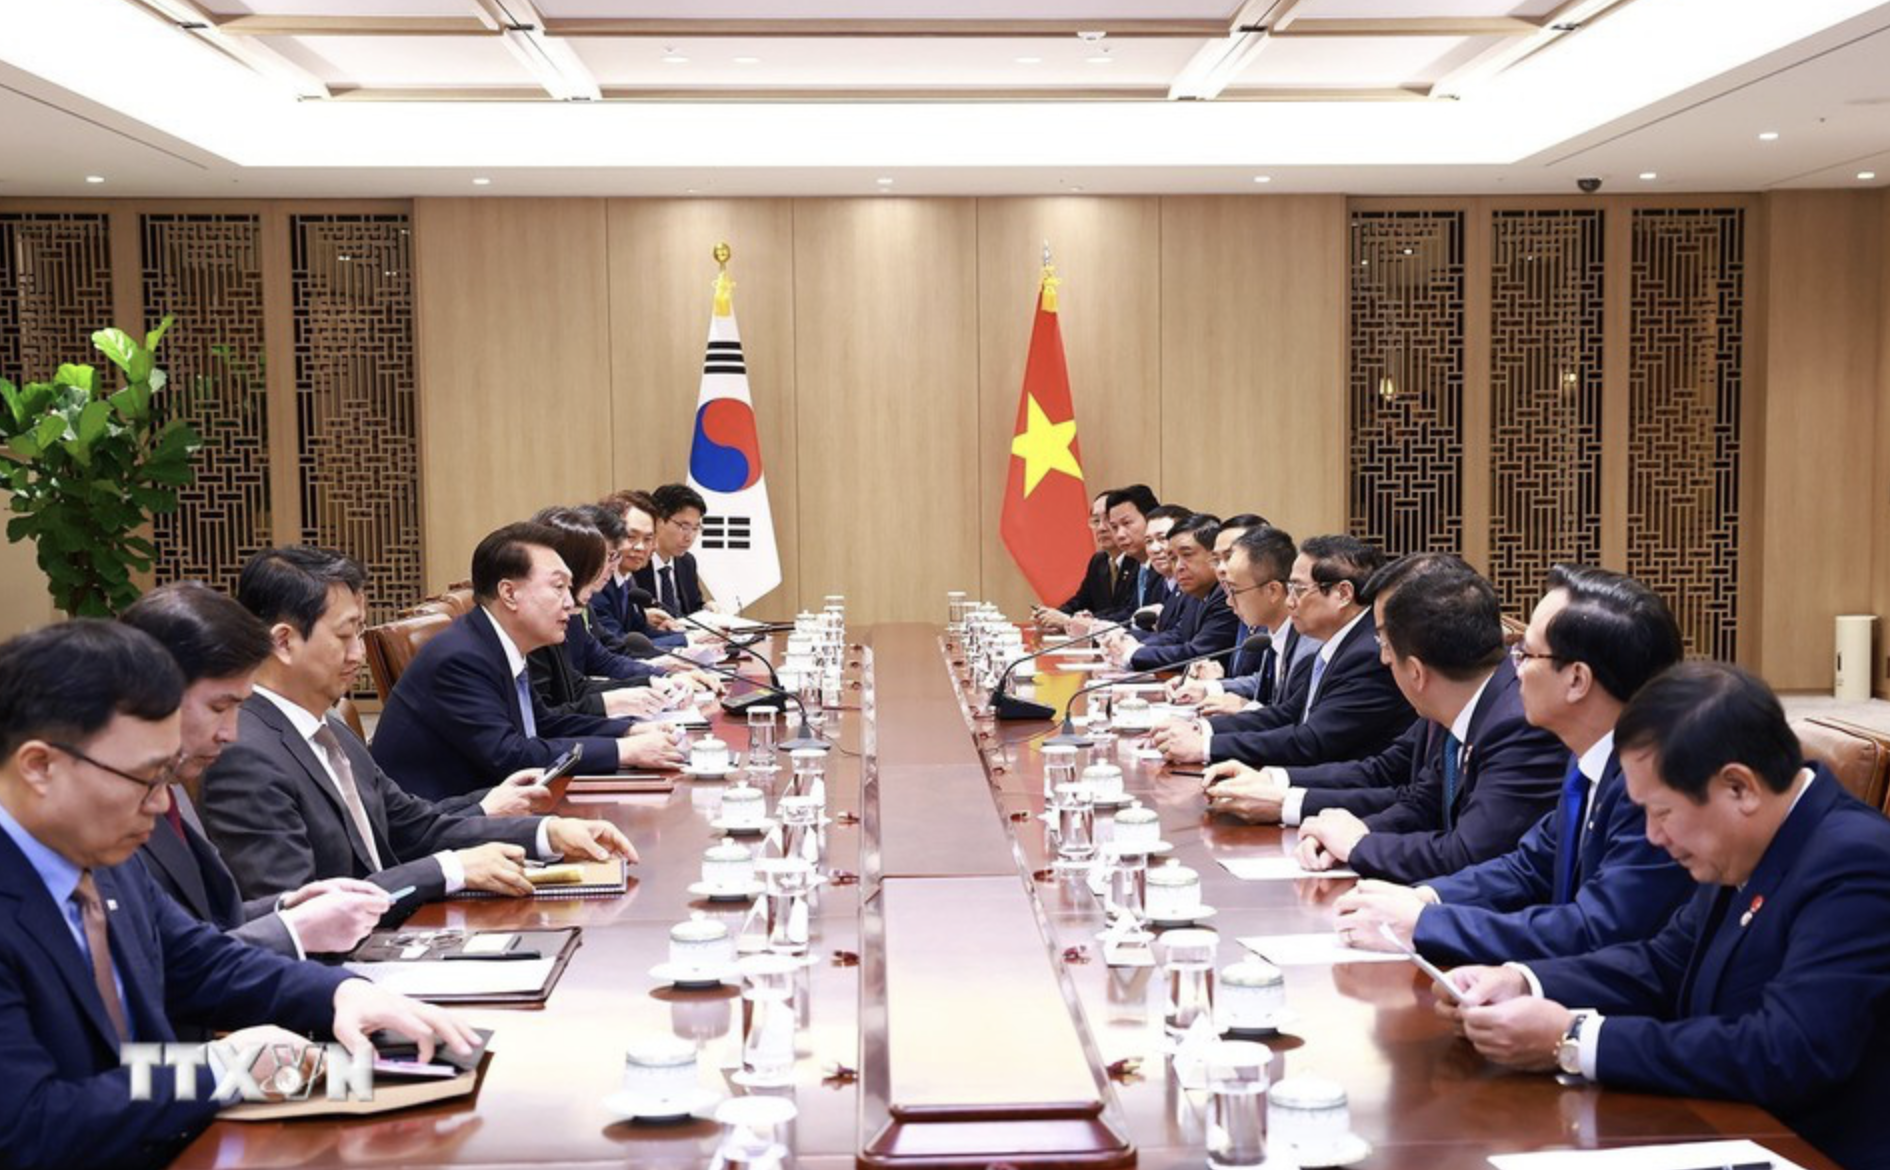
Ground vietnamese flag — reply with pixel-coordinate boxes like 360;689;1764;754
1000;267;1090;602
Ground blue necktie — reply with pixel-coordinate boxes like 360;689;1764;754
514;669;539;739
1302;654;1329;723
1552;759;1588;903
1257;647;1277;705
1441;731;1463;830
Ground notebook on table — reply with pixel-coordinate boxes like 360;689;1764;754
452;857;630;899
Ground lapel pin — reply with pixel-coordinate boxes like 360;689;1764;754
106;899;118;912
1739;894;1763;928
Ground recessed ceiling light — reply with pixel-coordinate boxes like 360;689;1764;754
875;177;894;186
1639;171;1657;180
1015;56;1043;64
1252;175;1271;184
84;175;104;184
1758;131;1779;141
684;188;697;194
1086;55;1114;65
663;54;690;64
1068;185;1085;193
1861;171;1879;181
733;56;761;65
472;177;491;186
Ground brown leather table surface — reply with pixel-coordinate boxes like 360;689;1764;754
172;623;1827;1169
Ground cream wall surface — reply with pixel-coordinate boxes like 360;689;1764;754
415;195;1349;626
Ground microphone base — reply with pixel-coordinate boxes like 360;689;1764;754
993;691;1058;721
720;690;785;717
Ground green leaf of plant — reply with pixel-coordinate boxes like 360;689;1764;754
129;344;155;385
9;433;41;461
0;378;21;430
53;364;95;394
145;315;175;352
92;328;137;374
76;400;111;445
33;415;67;451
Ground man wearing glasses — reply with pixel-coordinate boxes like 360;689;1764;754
1169;523;1318;715
633;482;713;621
591;490;689;653
1152;534;1414;768
0;621;476;1169
1326;565;1694;966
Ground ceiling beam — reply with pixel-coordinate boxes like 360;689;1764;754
541;19;1225;38
214;15;494;37
128;0;330;98
323;84;1433;104
1269;17;1542;38
1166;0;1297;102
1426;0;1633;99
474;0;602;101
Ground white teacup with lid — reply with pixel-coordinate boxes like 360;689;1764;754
718;783;768;830
1146;859;1204;921
702;837;754;891
669;911;735;974
618;1036;703;1116
690;736;732;775
1217;958;1287;1035
1113;801;1163;852
1269;1076;1371;1167
1082;762;1126;805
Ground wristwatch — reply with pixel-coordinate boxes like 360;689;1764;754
1556;1011;1589;1076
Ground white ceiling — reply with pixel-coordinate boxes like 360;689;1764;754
0;0;1886;197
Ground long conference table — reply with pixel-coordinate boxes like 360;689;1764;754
175;624;1830;1170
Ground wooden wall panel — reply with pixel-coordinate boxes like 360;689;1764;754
792;199;980;626
605;199;799;620
1160;196;1347;537
975;197;1161;615
1876;190;1890;698
413;198;613;591
1760;192;1882;689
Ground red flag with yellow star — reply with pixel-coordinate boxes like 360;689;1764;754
1000;266;1089;602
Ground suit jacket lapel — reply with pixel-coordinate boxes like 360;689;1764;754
1453;659;1517;812
140;815;212;919
0;833;122;1053
467;612;528;735
253;697;383;875
1688;772;1840;1013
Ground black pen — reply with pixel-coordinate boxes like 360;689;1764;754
442;949;542;962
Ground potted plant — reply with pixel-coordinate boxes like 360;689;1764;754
0;316;200;616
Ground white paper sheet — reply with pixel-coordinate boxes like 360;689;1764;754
1487;1140;1805;1170
1237;933;1408;967
1219;856;1360;881
1059;661;1119;673
344;958;556;998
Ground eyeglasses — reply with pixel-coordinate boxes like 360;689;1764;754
1284;580;1335;600
666;519;702;536
48;742;181;798
1509;644;1563;667
1225;579;1280;599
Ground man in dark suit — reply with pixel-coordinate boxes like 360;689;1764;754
202;545;637;904
590;491;688;653
1034;490;1133;633
631;482;711;619
1264;557;1566;882
1170;525;1320;715
1444;663;1890;1170
1070;483;1160;631
1331;564;1693;966
0;621;476;1170
1152;534;1415;768
121;583;388;958
1111;514;1239;672
373;523;686;804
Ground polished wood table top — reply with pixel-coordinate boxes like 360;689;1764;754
174;624;1827;1169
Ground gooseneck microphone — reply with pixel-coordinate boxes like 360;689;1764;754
1054;632;1270;740
990;620;1131;722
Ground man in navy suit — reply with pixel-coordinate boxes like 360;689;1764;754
1152;534;1415;768
591;491;688;654
1111;513;1240;672
373;522;686;803
1442;663;1890;1170
121;583;389;959
1330;564;1693;965
0;621;476;1170
1169;525;1321;715
632;482;712;618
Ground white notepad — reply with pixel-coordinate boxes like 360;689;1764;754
1488;1140;1806;1170
343;958;556;998
1219;856;1360;881
1238;933;1408;967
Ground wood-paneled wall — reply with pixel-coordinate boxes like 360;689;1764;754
413;195;1349;625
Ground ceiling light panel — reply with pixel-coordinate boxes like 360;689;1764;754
1230;34;1495;89
194;0;477;14
1298;0;1565;16
530;0;1236;16
567;37;1199;88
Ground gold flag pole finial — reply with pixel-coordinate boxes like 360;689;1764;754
712;241;735;317
1039;239;1061;314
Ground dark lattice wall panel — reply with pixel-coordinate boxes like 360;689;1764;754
1488;210;1605;618
0;214;114;381
1627;209;1744;660
290;215;421;630
1348;211;1465;557
142;214;271;597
